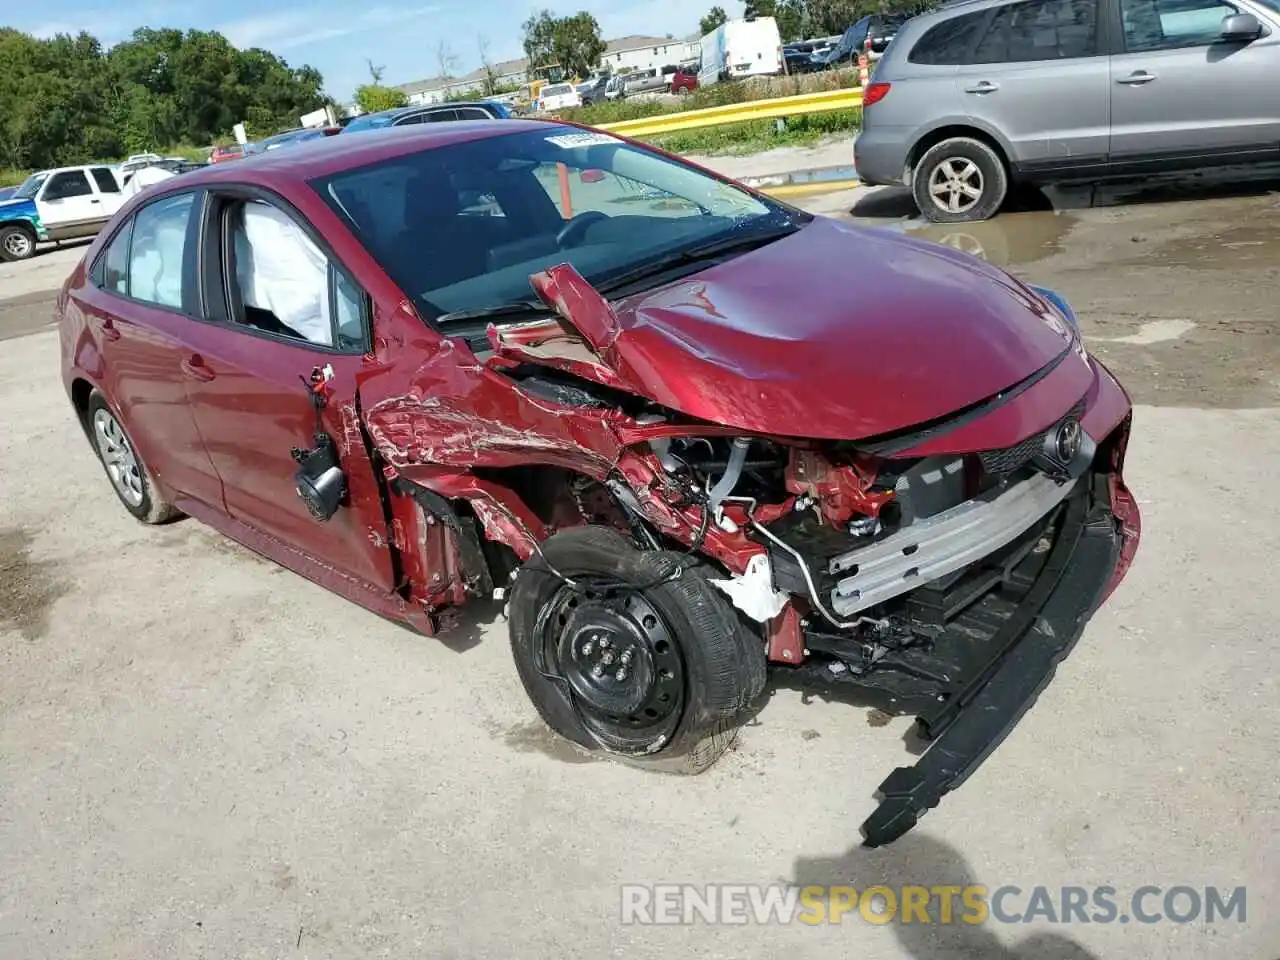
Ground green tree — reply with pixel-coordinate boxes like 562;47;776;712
744;0;777;18
775;0;807;40
700;6;730;34
522;9;606;80
354;84;408;113
0;24;326;169
552;12;606;79
804;0;863;34
521;9;559;77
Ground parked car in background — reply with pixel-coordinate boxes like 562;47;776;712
0;164;125;261
812;13;910;70
604;74;627;100
535;83;583;113
210;144;246;164
119;153;164;179
57;119;1139;848
258;127;343;152
342;100;513;133
577;74;611;104
856;0;1280;222
784;40;820;72
697;16;785;87
670;69;699;95
623;69;668;96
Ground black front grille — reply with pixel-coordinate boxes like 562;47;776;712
979;434;1042;476
978;399;1087;477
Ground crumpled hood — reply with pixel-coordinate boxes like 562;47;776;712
596;217;1074;439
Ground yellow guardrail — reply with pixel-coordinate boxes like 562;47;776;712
595;87;864;139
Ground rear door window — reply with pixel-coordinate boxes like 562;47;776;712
455;107;491;119
909;10;992;63
424;109;461;122
128;193;195;308
91;168;121;193
972;0;1099;61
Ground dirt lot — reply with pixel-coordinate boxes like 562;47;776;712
0;183;1277;959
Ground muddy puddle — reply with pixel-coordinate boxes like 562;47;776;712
0;527;69;640
894;210;1077;268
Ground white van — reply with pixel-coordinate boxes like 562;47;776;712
696;16;784;87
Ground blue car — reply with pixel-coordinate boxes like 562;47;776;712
252;127;342;154
342;100;511;134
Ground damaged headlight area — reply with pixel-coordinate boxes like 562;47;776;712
644;410;1123;847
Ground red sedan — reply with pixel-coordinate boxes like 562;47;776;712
56;120;1140;845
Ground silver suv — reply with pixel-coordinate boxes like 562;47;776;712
855;0;1280;221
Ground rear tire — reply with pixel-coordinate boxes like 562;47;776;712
508;526;766;774
86;391;180;524
912;137;1008;223
0;223;36;262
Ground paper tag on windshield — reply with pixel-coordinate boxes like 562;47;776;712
545;132;620;149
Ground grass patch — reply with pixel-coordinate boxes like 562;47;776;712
653;109;861;156
1;167;32;188
557;69;863;157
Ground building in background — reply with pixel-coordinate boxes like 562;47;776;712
392;35;701;106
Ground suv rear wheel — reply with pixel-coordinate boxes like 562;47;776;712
913;137;1008;223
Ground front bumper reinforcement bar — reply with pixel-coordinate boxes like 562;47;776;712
859;487;1121;847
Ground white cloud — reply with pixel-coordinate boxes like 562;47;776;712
220;5;440;52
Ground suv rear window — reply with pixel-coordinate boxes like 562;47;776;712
908;10;991;63
972;0;1098;61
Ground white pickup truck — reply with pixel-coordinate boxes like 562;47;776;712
0;164;126;262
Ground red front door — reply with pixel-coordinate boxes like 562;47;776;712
177;323;396;594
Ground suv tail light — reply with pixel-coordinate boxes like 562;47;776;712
863;82;891;106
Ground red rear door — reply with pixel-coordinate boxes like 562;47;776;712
76;189;225;509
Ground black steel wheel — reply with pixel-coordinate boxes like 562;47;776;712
509;526;766;773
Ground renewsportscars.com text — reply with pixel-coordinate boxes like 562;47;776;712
620;884;1247;926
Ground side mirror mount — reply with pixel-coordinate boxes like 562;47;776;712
1221;12;1262;41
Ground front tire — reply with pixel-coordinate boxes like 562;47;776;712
86;391;180;524
509;526;766;773
912;137;1008;223
0;223;36;262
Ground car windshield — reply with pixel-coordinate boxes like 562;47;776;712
14;173;48;200
344;113;397;132
311;127;797;324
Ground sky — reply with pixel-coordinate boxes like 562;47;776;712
9;0;731;102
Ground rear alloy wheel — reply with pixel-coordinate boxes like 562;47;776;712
913;137;1008;223
0;224;36;262
509;526;766;773
86;391;180;524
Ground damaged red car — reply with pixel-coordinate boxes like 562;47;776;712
57;121;1140;845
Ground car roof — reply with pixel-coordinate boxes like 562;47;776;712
34;164;112;176
382;101;501;118
164;118;563;189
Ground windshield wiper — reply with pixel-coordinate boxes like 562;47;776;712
435;299;551;325
595;222;802;296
